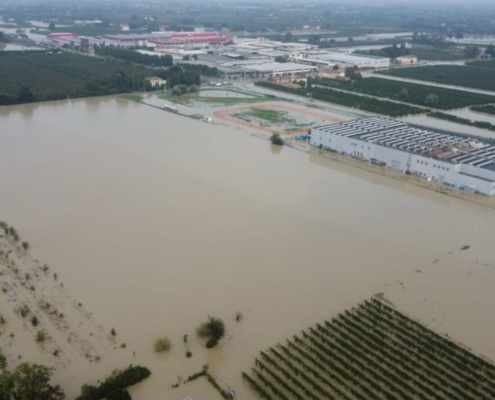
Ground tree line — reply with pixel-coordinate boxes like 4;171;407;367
94;45;173;67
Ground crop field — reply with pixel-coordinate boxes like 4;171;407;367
313;77;495;110
471;104;495;115
243;297;495;400
379;65;495;92
0;52;153;102
256;81;426;117
467;59;495;70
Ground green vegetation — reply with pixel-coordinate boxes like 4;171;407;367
312;77;495;110
154;337;171;353
356;46;467;61
270;134;285;146
76;365;151;400
236;108;296;124
379;65;495;92
36;331;46;343
0;52;155;105
197;316;226;349
467;59;495;70
160;89;265;106
0;363;65;400
94;45;173;67
471;104;495;115
243;297;495;400
256;81;426;117
428;112;495;132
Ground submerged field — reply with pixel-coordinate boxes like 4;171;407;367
243;297;495;400
0;98;495;400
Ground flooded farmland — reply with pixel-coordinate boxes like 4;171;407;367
0;97;495;400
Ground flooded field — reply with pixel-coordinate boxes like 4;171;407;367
0;97;495;400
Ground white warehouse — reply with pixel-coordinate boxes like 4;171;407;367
310;117;495;196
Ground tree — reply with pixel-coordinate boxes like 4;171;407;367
3;363;65;400
347;37;354;42
455;31;464;41
425;93;439;106
197;317;226;348
297;80;306;88
0;92;11;106
485;44;495;57
270;134;285;146
17;87;34;103
332;64;339;71
283;32;293;42
274;56;287;63
107;390;131;400
465;46;480;59
399;87;409;100
308;35;320;45
48;22;56;31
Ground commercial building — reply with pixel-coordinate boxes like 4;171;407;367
396;55;418;64
310;117;495;195
293;52;391;69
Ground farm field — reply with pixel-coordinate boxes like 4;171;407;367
471;104;495;115
379;65;495;92
467;59;495;70
256;82;426;117
243;297;495;400
313;77;495;110
356;47;466;61
0;52;154;104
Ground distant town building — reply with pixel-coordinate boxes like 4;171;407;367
396;55;418;64
120;24;130;31
311;117;495;196
146;77;167;87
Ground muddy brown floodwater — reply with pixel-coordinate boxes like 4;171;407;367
0;97;495;400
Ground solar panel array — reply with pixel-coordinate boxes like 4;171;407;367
315;117;495;170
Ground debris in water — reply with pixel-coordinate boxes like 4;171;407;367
460;245;470;251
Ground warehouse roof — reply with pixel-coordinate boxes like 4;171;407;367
314;117;495;171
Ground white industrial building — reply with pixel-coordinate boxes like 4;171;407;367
310;117;495;195
293;52;391;69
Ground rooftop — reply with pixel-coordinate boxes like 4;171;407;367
314;117;495;171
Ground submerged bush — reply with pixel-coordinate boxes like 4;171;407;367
197;316;226;349
154;337;171;353
270;133;285;146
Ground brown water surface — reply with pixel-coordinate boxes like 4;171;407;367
0;97;494;400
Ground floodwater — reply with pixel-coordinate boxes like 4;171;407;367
1;97;495;400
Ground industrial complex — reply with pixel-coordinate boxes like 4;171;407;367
310;117;495;195
44;31;391;79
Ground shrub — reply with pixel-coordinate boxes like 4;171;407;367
36;331;46;343
171;87;182;96
197;316;226;349
107;390;131;400
154;337;171;353
425;93;439;106
31;316;39;326
188;85;199;93
270;134;285;146
77;365;151;400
